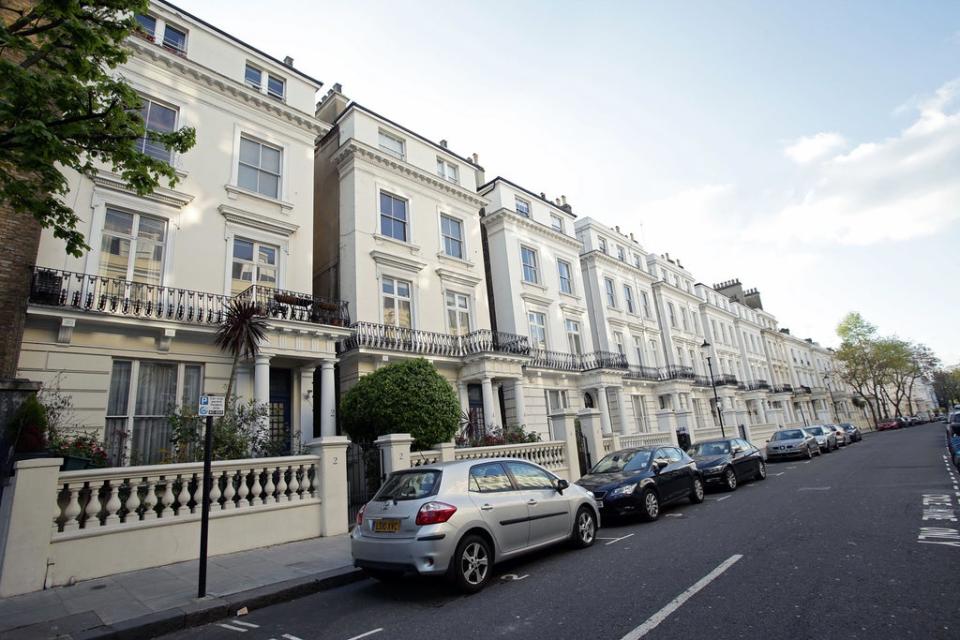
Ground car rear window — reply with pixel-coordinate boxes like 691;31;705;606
373;470;441;501
773;430;804;440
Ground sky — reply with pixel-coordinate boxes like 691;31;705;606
178;0;960;364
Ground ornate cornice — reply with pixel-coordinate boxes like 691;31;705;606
435;267;483;288
219;205;299;237
126;39;329;137
481;208;582;250
333;141;488;208
92;172;194;209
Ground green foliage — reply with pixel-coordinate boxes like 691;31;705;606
48;433;109;466
456;424;541;448
166;400;280;463
933;369;960;408
214;299;268;407
340;359;460;450
0;0;196;256
7;394;48;452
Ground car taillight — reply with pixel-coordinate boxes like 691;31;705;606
356;503;366;526
415;501;457;526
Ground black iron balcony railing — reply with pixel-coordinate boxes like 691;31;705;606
745;380;771;391
28;267;350;328
693;375;714;387
529;348;582;371
661;365;696;381
581;351;629;372
716;373;739;387
338;322;529;358
772;383;793;393
625;365;661;382
797;385;812;394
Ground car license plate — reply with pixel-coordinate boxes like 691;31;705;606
596;499;604;509
373;518;401;533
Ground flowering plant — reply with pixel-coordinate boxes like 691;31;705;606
48;433;110;467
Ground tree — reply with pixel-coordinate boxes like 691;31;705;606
340;359;460;450
1;0;195;255
932;369;960;410
835;313;885;426
214;300;268;409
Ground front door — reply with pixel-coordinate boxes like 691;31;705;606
467;383;485;439
269;368;292;455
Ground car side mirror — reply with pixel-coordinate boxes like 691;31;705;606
654;459;668;473
556;478;569;494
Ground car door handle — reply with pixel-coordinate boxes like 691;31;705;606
480;504;493;511
527;499;538;506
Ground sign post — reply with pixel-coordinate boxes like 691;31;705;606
197;394;225;598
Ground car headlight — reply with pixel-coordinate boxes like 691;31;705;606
610;483;638;497
703;466;724;475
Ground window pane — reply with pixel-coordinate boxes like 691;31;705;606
261;145;281;173
259;172;279;198
505;461;554;489
138;216;166;242
107;361;131;415
258;245;277;265
257;266;277;287
182;365;202;408
240;137;260;166
267;75;284;98
133;240;163;284
398;300;412;328
146;102;176;133
469;462;513;493
135;14;156;35
382;277;394;295
383;297;396;325
99;235;130;280
104;209;134;235
397;281;410;297
237;163;260;192
135;362;178;415
392;197;407;222
245;65;262;88
233;239;254;261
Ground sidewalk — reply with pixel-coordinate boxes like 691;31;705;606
0;534;360;640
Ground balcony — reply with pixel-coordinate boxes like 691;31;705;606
530;348;581;371
716;373;739;387
745;380;771;391
796;385;813;394
661;365;696;381
625;365;662;382
338;322;529;358
581;351;629;372
28;267;349;328
773;383;794;393
693;375;714;387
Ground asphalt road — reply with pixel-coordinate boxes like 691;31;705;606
160;422;960;640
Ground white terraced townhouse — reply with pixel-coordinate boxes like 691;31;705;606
478;178;589;439
313;89;529;435
17;0;350;465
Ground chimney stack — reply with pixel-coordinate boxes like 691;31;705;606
439;139;448;148
471;152;479;164
283;56;294;67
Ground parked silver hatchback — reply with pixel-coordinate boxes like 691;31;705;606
351;459;599;592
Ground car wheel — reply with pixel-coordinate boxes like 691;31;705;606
690;477;705;504
570;506;597;549
723;468;737;491
640;488;660;521
805;446;813;460
363;568;405;583
448;534;492;594
755;460;767;481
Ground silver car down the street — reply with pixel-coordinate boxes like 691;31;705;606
350;459;599;592
765;428;821;460
805;425;838;453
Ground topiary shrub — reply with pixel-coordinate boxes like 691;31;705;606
340;358;460;450
8;395;49;453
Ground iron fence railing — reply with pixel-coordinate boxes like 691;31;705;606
235;284;350;326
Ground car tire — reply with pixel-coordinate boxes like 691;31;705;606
448;534;493;594
363;568;405;583
755;460;767;481
570;506;597;549
805;446;813;460
689;477;705;504
723;468;737;491
640;488;660;522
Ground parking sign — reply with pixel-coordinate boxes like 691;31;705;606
198;395;225;416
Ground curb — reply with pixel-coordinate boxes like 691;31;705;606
6;566;365;640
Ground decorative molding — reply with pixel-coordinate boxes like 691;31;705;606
157;328;176;352
435;267;483;288
481;208;582;250
559;301;586;315
333;141;488;208
373;233;421;254
219;205;299;237
57;318;75;344
126;39;329;136
520;290;554;306
92;172;194;209
224;184;294;213
436;252;476;269
369;250;427;273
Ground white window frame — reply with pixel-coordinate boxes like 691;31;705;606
604;277;617;308
557;259;573;295
623;284;636;314
230;236;280;295
381;275;414;328
266;73;286;101
515;197;531;217
379;190;409;242
437;157;459;183
97;207;168;286
444;290;472;335
528;310;547;348
598;237;607;254
550;213;564;232
520;245;540;284
244;63;263;91
137;96;178;164
565;318;582;355
378;129;406;159
439;213;464;259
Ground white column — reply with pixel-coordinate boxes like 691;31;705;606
299;366;316;447
615;387;631;434
319;360;336;437
254;354;271;430
458;382;469;416
757;399;767;424
596;386;612;434
481;377;497;429
512;379;527;427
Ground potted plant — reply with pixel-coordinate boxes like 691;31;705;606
49;434;110;470
6;395;51;461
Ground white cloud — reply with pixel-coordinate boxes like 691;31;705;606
783;132;847;164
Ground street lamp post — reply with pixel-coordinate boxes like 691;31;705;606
701;340;726;438
823;373;837;423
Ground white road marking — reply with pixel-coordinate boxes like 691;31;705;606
282;635;304;640
710;495;731;502
618;554;743;640
799;487;831;491
232;621;260;629
605;533;636;545
665;513;684;517
500;573;529;581
802;461;812;465
217;624;248;632
773;472;785;477
346;629;384;640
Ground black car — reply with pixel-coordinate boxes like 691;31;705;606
575;446;704;521
689;438;767;491
838;422;862;442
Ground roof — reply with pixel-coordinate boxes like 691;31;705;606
155;0;324;88
478;176;577;218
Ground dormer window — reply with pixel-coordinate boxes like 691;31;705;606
135;14;156;39
133;14;187;56
245;64;285;101
267;75;285;100
161;24;187;55
437;158;459;183
245;64;262;90
515;197;530;217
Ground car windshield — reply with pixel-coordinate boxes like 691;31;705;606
773;430;805;441
692;441;731;456
840;423;854;429
591;450;652;474
807;427;825;435
373;470;440;501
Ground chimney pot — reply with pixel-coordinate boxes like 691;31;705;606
439;139;448;148
560;195;567;205
471;152;478;163
540;192;546;199
333;82;343;92
283;56;294;66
